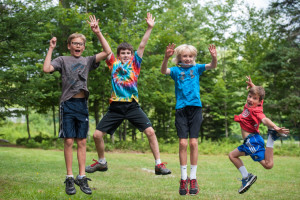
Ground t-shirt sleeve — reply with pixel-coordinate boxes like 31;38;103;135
252;110;266;122
50;57;63;73
88;55;100;71
106;53;116;71
196;64;206;75
169;67;177;80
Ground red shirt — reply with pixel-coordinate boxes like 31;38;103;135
234;100;266;133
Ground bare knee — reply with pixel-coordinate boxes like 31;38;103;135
64;138;74;148
93;130;104;140
189;140;198;150
144;127;155;137
263;163;273;170
179;140;188;149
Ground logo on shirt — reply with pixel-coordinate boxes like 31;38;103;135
242;109;250;118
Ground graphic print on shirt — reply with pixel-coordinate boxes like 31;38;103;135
179;69;195;81
68;62;85;86
242;108;250;118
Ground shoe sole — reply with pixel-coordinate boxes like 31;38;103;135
66;190;76;195
155;171;171;175
85;167;108;173
239;176;257;194
179;190;189;195
189;189;199;196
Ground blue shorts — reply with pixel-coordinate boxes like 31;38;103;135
237;133;265;162
59;98;89;138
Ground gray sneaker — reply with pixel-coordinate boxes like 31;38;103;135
85;159;108;173
155;162;171;175
64;177;76;195
74;176;92;195
268;129;288;141
238;173;257;194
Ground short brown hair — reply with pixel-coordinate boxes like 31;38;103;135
117;42;134;55
67;33;86;45
249;86;265;101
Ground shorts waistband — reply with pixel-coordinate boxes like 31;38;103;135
244;133;259;140
66;98;86;102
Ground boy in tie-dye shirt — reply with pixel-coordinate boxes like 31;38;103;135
86;12;171;176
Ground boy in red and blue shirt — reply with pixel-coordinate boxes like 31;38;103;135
229;76;289;194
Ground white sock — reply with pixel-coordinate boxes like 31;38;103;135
266;134;275;148
239;166;249;178
66;175;73;178
77;175;86;179
190;165;197;180
98;158;106;164
181;165;188;180
155;159;161;165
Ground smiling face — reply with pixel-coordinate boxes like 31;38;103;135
68;37;85;57
246;93;262;108
179;50;195;66
118;49;132;64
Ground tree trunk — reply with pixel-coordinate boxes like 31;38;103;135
52;104;56;136
122;120;127;141
110;134;115;144
132;127;136;141
25;106;31;139
94;100;100;125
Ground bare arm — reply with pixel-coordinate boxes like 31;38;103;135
261;117;290;134
43;37;56;73
88;15;112;62
205;44;217;70
161;43;175;75
137;12;155;58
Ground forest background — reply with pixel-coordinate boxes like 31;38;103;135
0;0;299;151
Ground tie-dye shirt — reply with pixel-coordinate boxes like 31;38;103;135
106;51;142;103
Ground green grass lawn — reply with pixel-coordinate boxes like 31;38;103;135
0;147;299;200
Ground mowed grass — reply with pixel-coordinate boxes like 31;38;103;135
0;147;299;200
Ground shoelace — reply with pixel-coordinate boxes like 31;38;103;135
90;159;99;167
180;179;188;189
157;162;168;168
64;178;74;187
190;179;197;188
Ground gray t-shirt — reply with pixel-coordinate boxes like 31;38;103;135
51;55;99;103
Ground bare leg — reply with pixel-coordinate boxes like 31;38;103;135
179;138;188;165
64;138;74;175
76;138;86;176
144;127;160;160
93;130;106;159
229;148;246;169
189;138;198;165
259;147;273;169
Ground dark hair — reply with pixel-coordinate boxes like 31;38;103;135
249;86;265;101
117;42;134;55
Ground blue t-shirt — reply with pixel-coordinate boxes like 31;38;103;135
169;64;206;109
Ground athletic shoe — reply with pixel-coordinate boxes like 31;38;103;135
189;179;199;195
155;162;171;175
179;178;189;195
268;129;287;141
238;173;257;194
74;176;92;195
64;177;76;195
85;159;108;173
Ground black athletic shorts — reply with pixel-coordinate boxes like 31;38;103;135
96;100;152;135
175;106;203;138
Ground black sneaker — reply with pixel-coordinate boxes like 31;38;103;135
85;159;108;173
64;177;76;195
179;178;189;195
74;176;92;195
189;179;199;195
155;162;171;175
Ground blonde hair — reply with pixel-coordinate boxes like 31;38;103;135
172;44;197;65
67;33;86;45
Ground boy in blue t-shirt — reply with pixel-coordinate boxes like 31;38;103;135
161;43;217;195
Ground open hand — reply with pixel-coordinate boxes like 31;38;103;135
274;126;290;135
49;37;57;49
87;15;100;33
145;12;155;28
246;75;255;89
165;43;175;58
208;44;217;58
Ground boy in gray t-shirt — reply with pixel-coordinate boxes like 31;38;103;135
43;15;111;195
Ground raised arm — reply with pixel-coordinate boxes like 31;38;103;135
43;37;56;73
87;15;112;62
246;75;255;90
137;12;155;58
205;44;217;70
161;43;175;75
261;118;290;135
